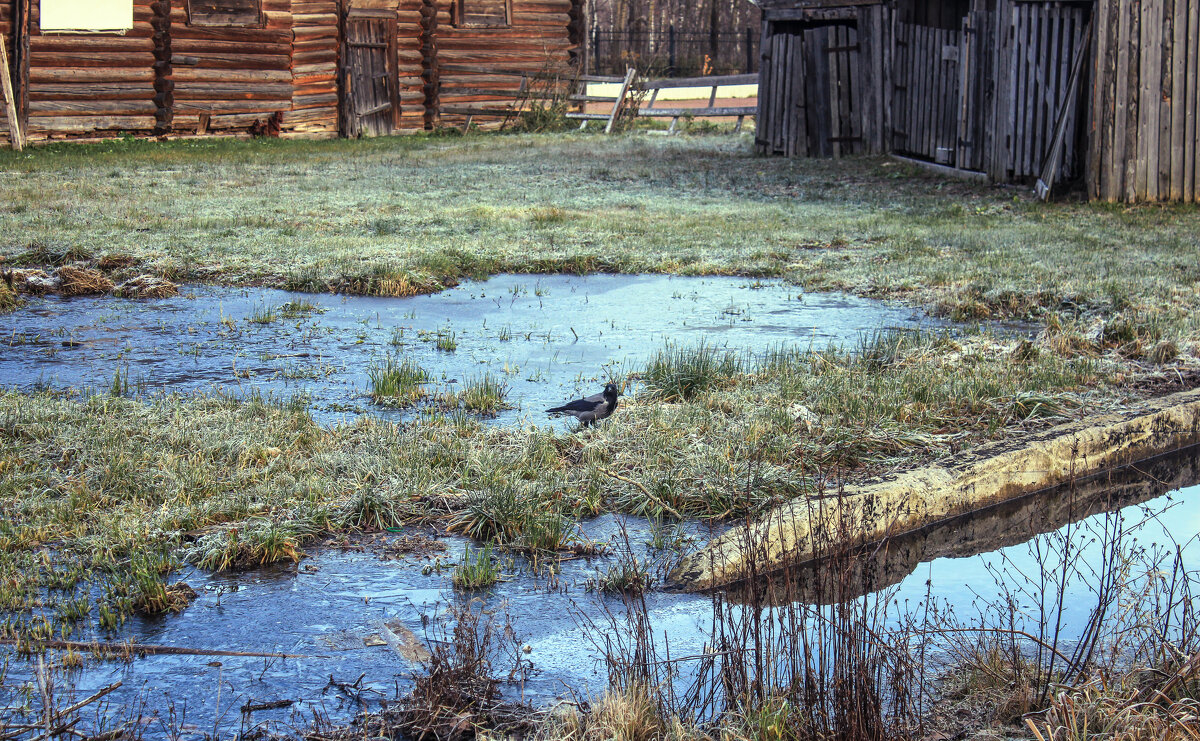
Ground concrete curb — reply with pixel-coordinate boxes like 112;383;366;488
669;387;1200;591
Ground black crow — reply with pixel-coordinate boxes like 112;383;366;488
546;383;620;427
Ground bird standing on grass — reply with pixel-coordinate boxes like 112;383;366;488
546;383;621;427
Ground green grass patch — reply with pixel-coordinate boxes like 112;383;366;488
2;134;1198;345
368;355;431;406
452;544;499;590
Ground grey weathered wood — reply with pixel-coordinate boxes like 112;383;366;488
756;19;771;154
603;66;636;134
1169;0;1185;200
1037;18;1091;200
833;24;843;155
0;35;23;150
811;25;831;157
1123;0;1142;202
638;105;757;117
637;73;758;90
1136;0;1159;200
1186;0;1199;201
1089;0;1108;198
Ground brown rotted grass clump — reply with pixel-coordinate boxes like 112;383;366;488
114;274;179;299
55;265;114;297
0;279;18;312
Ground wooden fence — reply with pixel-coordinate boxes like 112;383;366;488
1090;0;1200;202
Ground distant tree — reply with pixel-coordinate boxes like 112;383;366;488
587;0;761;76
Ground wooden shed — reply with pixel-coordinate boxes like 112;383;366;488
0;0;578;143
755;0;1200;203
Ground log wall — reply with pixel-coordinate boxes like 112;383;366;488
434;0;574;125
169;0;293;134
0;0;576;142
1;1;11;139
25;1;159;139
286;0;338;136
1090;0;1200;202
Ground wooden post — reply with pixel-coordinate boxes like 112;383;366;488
604;66;636;134
0;35;22;151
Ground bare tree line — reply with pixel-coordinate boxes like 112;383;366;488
586;0;762;76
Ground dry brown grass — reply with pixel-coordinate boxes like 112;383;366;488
114;274;179;299
1029;671;1200;741
55;266;114;297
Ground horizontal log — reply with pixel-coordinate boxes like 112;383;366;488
291;93;339;109
292;26;338;40
30;100;158;115
30;69;155;83
175;100;289;113
29;52;157;67
171;39;292;55
171;52;291;70
168;26;291;43
31;83;155;100
638;74;758;90
29;115;157;132
31;36;155;52
293;62;337;77
171;69;291;83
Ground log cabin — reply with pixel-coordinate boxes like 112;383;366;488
755;0;1200;203
0;0;580;143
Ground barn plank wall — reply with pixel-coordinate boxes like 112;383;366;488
1091;0;1200;202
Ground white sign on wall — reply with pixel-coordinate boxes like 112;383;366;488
41;0;134;32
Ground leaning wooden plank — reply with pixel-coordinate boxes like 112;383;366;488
564;112;615;120
604;66;636;134
0;35;23;150
1037;19;1093;201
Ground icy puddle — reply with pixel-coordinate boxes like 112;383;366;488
1;274;931;425
3;446;1198;738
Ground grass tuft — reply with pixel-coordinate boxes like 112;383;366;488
456;372;512;415
643;341;742;401
452;544;499;590
368;355;431;406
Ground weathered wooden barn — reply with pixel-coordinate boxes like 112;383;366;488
755;0;1200;203
0;0;579;143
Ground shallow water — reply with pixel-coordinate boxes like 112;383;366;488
4;447;1199;738
0;275;930;425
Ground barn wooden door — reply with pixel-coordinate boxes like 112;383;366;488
341;14;400;137
892;21;964;165
757;20;864;158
